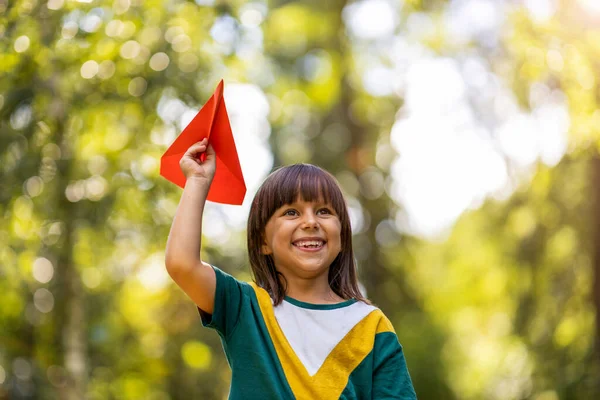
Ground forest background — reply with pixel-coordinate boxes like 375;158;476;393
2;0;600;399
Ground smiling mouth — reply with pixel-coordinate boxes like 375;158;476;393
292;240;325;250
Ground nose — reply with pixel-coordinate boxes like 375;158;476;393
301;210;319;229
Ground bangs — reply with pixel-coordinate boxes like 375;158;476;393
259;164;347;221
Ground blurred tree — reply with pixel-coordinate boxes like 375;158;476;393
1;0;600;399
381;1;600;398
1;0;235;398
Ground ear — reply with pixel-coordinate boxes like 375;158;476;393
261;242;273;255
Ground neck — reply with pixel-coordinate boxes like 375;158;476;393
281;271;344;304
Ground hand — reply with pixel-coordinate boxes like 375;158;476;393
179;138;216;184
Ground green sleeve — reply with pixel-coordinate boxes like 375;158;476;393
372;332;417;399
198;265;246;339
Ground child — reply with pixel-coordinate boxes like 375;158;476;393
165;138;417;399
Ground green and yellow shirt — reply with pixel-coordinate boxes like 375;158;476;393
200;266;416;399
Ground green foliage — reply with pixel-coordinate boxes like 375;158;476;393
1;0;600;399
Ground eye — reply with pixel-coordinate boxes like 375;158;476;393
283;209;298;216
317;207;333;215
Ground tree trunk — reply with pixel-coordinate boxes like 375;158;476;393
591;154;600;360
54;120;88;399
62;253;87;400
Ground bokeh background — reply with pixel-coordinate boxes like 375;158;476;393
2;0;600;398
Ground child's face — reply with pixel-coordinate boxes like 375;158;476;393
261;197;342;280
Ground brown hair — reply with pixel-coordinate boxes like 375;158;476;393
247;164;368;306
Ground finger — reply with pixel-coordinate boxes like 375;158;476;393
185;142;208;156
193;138;210;149
205;142;216;157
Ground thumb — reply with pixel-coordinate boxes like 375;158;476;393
205;142;216;158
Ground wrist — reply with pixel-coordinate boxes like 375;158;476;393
184;176;213;192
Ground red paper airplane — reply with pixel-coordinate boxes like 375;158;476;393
160;80;246;205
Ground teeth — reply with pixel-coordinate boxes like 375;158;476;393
295;240;324;248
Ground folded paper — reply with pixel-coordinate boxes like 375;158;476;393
160;80;246;205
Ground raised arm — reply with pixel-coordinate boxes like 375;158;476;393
165;138;217;314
